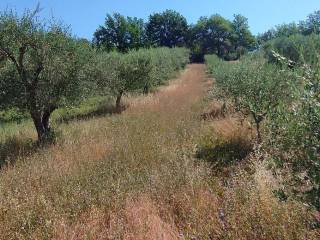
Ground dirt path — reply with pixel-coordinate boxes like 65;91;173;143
127;64;208;113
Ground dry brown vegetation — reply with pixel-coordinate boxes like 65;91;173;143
0;64;319;239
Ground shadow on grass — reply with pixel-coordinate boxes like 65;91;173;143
0;136;38;168
0;101;129;168
56;104;127;124
195;134;253;171
0;100;130;168
0;102;127;168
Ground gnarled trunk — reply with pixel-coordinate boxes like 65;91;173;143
31;113;47;143
31;106;56;143
42;106;55;131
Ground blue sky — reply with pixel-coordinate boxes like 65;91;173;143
0;1;319;40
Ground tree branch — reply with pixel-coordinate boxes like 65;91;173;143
0;47;20;73
18;46;26;69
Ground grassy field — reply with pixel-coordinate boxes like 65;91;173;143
0;64;319;239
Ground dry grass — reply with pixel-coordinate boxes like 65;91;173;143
0;64;319;239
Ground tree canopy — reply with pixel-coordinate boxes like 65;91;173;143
232;14;256;54
188;14;255;61
145;10;188;47
93;13;145;52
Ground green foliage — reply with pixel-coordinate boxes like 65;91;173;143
93;13;145;52
205;54;294;142
89;47;189;109
148;47;189;86
117;50;153;93
189;14;255;61
92;10;255;62
0;7;94;142
190;15;233;60
275;23;300;38
266;54;320;209
263;34;320;66
206;47;320;210
232;14;256;55
0;8;189;142
0;8;187;143
257;23;299;44
52;96;115;122
0;108;28;123
257;10;320;43
146;10;188;48
301;10;320;35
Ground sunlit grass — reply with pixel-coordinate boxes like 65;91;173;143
0;65;318;239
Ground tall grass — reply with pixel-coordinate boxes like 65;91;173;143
0;64;318;239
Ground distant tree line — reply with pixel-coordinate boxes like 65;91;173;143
93;10;256;62
257;10;320;43
257;10;320;67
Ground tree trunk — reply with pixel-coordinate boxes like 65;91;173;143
31;106;56;144
116;91;123;112
42;106;56;132
42;112;51;132
252;112;263;144
31;113;47;143
143;85;149;95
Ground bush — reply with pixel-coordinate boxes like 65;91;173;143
0;108;29;123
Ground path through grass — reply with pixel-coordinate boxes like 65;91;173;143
0;64;318;239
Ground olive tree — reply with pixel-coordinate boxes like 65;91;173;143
206;54;293;143
94;50;153;110
0;8;91;142
266;53;320;208
231;61;292;143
